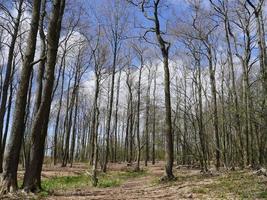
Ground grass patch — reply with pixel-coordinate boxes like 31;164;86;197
98;178;121;188
42;174;90;191
39;169;148;195
258;191;267;199
97;169;147;188
115;169;147;179
191;187;208;194
194;171;267;199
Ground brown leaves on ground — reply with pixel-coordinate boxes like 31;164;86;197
41;162;267;200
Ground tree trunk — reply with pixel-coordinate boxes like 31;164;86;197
70;91;79;167
255;9;267;166
196;56;208;172
153;0;174;179
0;0;41;193
144;68;151;166
91;70;100;186
207;47;220;170
0;0;24;173
22;0;65;192
0;75;13;173
152;67;157;165
103;46;117;172
53;57;65;165
114;70;121;163
224;17;244;168
136;63;142;170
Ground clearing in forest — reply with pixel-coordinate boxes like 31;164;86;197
4;162;267;200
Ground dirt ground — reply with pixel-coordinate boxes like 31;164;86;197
44;163;194;200
42;162;266;200
2;162;266;200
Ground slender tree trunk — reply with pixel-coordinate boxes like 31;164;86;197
225;17;244;168
53;60;65;165
91;107;99;186
144;68;151;166
70;91;79;167
0;76;13;173
91;71;100;186
255;9;267;166
220;65;228;167
0;0;24;173
162;54;174;179
103;44;117;172
33;0;47;115
114;70;121;163
196;56;208;172
62;86;76;167
135;64;142;170
152;68;157;165
23;0;66;192
183;72;187;165
152;0;174;179
207;47;220;170
126;71;133;164
0;0;41;193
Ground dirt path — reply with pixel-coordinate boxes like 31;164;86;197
46;163;209;200
3;162;265;199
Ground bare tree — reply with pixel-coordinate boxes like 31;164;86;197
23;0;66;192
128;0;175;180
0;0;24;173
0;0;41;193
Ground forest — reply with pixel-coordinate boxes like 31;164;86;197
0;0;266;199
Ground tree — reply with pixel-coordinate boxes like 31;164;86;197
0;0;41;193
128;0;175;180
0;0;24;173
89;27;108;185
132;41;146;170
101;0;129;172
210;0;244;168
144;63;152;166
246;0;267;166
23;0;66;192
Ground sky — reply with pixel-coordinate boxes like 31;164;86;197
1;0;263;144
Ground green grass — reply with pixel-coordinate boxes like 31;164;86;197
39;169;148;197
98;178;121;188
191;171;267;199
42;174;90;191
38;174;90;197
191;187;209;194
258;191;267;199
150;170;267;199
97;169;147;188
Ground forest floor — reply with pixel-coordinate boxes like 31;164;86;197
3;161;267;200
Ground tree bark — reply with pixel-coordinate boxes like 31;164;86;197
207;47;220;170
144;68;151;166
113;70;121;163
22;0;66;192
0;0;24;173
136;61;143;170
103;45;117;172
152;67;157;165
0;0;41;193
153;0;174;179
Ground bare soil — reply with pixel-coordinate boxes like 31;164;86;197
44;162;266;200
3;162;267;200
